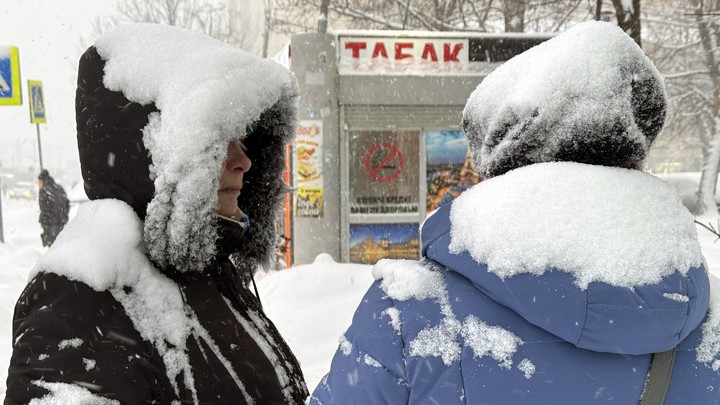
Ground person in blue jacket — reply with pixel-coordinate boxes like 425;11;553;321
310;21;720;404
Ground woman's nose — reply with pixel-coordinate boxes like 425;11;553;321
226;140;252;172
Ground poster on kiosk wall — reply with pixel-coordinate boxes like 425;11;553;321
349;130;420;214
349;223;420;264
294;120;324;217
425;130;482;212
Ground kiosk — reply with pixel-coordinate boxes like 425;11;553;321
286;30;553;265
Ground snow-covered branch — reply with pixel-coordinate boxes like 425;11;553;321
664;69;712;79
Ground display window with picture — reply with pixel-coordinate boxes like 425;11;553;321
425;130;482;212
349;130;420;215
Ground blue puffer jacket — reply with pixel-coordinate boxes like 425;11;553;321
311;164;720;404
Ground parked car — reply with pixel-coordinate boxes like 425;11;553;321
8;181;36;200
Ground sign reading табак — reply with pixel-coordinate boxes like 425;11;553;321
337;34;555;76
339;37;469;75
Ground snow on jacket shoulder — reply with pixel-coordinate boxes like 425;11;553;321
6;271;167;404
5;200;307;404
311;163;720;404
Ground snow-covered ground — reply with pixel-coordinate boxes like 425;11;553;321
1;193;720;400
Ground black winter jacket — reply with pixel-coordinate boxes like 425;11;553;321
5;217;307;404
38;175;69;230
5;25;307;404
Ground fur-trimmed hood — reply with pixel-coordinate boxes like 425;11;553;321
76;23;298;274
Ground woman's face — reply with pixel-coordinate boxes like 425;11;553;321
217;139;252;217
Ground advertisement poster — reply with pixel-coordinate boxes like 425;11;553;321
426;130;482;212
294;120;324;217
349;223;420;264
350;130;419;214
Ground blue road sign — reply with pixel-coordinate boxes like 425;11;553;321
0;46;21;105
28;80;46;123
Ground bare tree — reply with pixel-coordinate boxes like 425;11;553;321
90;0;260;54
642;0;720;216
503;0;526;32
690;0;720;216
273;0;504;33
612;0;642;46
273;0;601;35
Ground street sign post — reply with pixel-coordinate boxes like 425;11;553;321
28;80;46;169
0;45;21;242
28;80;46;123
0;46;21;105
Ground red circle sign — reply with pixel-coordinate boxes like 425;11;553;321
364;143;403;183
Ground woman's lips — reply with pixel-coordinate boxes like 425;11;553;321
219;187;242;195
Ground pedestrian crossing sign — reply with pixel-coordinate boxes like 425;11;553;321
28;80;46;123
0;46;21;106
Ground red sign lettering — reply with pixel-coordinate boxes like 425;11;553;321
443;43;463;62
372;42;388;59
339;37;469;74
395;42;413;60
421;43;438;62
345;41;366;58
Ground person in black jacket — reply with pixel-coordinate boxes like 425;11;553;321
5;24;308;404
37;169;69;247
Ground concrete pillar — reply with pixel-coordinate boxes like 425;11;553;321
290;33;340;264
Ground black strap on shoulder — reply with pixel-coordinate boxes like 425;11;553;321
639;347;677;405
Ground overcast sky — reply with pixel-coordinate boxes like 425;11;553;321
0;0;118;181
0;0;273;185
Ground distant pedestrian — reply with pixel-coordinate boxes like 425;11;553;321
37;169;69;247
311;21;719;404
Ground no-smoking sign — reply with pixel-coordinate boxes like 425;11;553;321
365;143;403;183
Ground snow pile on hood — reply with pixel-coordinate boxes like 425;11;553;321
449;162;703;289
462;21;666;178
94;24;298;272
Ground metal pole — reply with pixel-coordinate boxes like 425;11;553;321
36;124;44;170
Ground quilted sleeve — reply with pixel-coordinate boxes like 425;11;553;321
309;280;410;405
4;272;169;404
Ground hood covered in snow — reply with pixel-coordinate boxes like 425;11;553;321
76;24;298;274
422;162;710;355
462;21;666;179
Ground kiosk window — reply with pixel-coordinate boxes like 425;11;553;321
426;130;482;212
349;223;420;264
350;130;420;214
